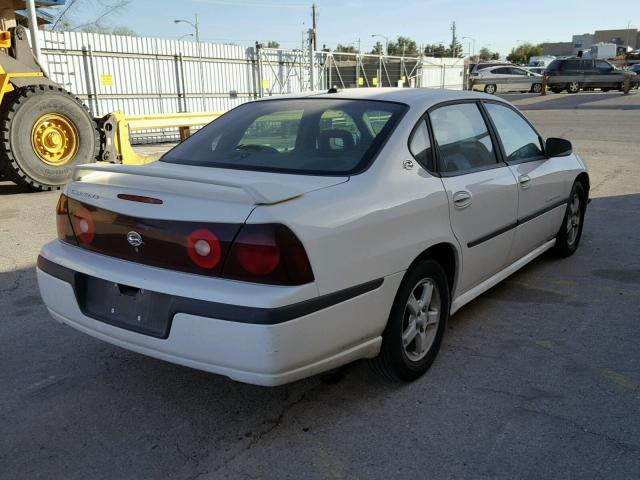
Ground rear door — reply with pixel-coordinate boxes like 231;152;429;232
429;102;518;294
482;101;567;263
508;67;532;91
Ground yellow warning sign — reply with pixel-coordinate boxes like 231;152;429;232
100;74;113;87
358;77;364;86
262;79;270;89
372;77;378;86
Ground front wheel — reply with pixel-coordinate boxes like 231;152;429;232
554;181;586;257
484;84;497;95
371;259;450;381
531;83;543;94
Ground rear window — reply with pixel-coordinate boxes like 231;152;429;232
161;99;407;175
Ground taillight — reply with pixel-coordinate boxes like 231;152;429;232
71;206;95;245
186;228;222;269
56;194;76;244
222;224;314;286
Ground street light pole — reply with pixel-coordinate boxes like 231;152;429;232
371;34;389;55
462;36;475;59
174;15;205;111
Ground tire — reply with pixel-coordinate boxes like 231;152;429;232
371;259;450;381
566;81;581;93
553;181;586;257
0;85;99;191
483;84;497;95
531;83;543;94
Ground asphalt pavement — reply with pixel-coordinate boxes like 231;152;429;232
0;91;639;479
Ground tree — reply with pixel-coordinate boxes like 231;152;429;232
506;43;543;64
387;36;418;56
49;0;131;32
266;41;280;48
335;43;358;53
424;43;447;58
478;47;500;61
447;38;464;58
369;41;384;55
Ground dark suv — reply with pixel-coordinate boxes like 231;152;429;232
545;58;635;93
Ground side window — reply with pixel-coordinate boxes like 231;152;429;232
239;110;302;152
408;120;433;170
595;60;612;72
484;103;544;162
319;109;361;153
429;103;498;173
362;110;392;136
493;67;509;74
564;60;581;71
509;68;527;75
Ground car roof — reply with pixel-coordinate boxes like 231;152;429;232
253;87;505;111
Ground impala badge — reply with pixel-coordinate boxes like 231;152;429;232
127;231;143;247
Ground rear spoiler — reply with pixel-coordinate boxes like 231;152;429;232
73;163;305;205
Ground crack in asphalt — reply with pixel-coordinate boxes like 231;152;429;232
208;383;320;478
518;406;640;454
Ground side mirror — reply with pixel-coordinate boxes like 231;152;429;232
546;137;572;157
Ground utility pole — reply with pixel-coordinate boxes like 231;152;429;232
451;21;457;57
311;3;317;51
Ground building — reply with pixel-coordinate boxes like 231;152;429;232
541;42;573;56
593;29;640;49
572;33;594;54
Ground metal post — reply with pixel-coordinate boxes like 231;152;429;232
87;45;100;116
255;43;264;97
25;0;42;65
81;46;95;117
195;14;206;112
308;31;315;91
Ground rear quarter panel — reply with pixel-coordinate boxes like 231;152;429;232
247;120;459;298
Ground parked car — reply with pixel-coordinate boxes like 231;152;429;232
628;64;640;88
468;61;512;74
472;65;543;94
37;88;589;386
524;66;545;75
545;57;636;93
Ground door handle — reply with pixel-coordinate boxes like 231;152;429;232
453;190;472;209
519;174;531;189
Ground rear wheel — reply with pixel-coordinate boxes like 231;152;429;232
531;83;543;94
371;259;450;381
566;81;581;93
554;181;586;257
484;84;497;95
0;85;99;191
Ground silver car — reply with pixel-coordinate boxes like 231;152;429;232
472;66;543;94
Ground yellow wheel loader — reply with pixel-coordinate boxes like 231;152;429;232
0;2;99;190
0;2;219;191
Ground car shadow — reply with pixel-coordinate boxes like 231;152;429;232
2;192;640;478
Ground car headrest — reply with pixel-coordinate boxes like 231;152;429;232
318;129;355;153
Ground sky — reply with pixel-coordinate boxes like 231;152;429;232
64;0;638;56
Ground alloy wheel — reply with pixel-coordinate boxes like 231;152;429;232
566;193;581;246
402;278;441;362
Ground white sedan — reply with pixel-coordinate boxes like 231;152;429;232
472;65;544;94
37;88;589;386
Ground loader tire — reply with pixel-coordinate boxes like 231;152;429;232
0;85;99;191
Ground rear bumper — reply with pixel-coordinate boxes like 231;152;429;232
37;242;402;386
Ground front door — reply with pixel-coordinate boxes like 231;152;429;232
429;102;518;294
483;102;568;262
